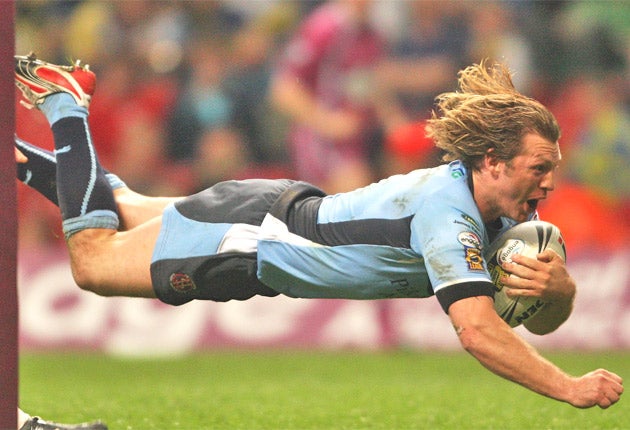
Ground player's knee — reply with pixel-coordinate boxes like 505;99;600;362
67;231;116;296
70;262;108;296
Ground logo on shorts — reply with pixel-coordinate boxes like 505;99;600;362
169;272;196;292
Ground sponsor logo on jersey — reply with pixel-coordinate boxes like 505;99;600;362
169;272;196;292
451;167;465;179
498;239;525;264
458;231;484;271
488;263;508;291
465;247;484;271
458;231;482;249
459;213;482;233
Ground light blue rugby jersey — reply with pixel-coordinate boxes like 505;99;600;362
257;161;500;301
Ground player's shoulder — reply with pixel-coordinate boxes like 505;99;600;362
363;162;470;207
407;161;469;185
386;161;466;185
421;161;474;203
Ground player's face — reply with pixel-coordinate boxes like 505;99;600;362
496;133;561;222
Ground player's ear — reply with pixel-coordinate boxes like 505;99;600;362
482;149;502;176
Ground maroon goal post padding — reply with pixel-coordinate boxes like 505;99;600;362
0;0;18;427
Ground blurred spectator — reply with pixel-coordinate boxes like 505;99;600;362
543;77;630;253
373;1;469;175
222;15;290;167
183;0;245;40
166;38;233;162
555;0;628;80
538;180;629;254
191;126;251;190
381;120;438;176
269;0;385;193
542;2;630;251
375;1;468;125
562;75;629;206
467;1;534;93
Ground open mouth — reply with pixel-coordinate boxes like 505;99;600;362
527;199;539;211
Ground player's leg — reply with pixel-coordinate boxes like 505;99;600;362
15;138;58;205
66;215;160;297
15;136;180;229
110;187;182;230
15;53;155;297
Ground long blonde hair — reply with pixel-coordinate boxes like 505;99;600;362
426;60;560;170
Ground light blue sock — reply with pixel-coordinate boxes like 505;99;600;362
39;93;88;125
106;173;127;191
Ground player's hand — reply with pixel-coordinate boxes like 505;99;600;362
568;369;624;409
16;147;28;163
500;249;576;303
316;108;363;141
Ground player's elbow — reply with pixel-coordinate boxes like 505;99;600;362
456;323;487;355
448;296;499;354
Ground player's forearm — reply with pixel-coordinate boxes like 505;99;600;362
449;297;575;404
460;320;575;403
270;77;322;128
269;76;358;141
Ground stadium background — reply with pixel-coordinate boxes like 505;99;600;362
14;0;629;354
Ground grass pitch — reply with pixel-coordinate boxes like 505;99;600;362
20;350;629;429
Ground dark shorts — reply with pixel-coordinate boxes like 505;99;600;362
150;179;325;305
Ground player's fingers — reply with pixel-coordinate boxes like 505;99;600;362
535;249;561;263
598;398;613;409
500;262;537;284
593;369;624;386
15;147;28;163
601;388;622;409
590;370;624;409
606;374;624;388
502;286;539;299
508;253;541;269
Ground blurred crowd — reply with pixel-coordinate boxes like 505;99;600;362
14;0;630;254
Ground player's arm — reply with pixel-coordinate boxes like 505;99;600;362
269;74;361;141
448;295;623;408
500;249;576;335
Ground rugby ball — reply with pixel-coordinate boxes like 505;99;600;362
485;221;566;327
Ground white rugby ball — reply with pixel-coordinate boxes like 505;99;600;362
485;220;566;327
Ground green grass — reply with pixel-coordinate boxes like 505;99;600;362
20;350;629;429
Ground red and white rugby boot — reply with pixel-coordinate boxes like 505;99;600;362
15;52;95;109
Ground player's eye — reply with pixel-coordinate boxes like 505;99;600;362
531;164;548;174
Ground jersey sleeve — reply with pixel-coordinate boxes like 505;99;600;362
410;186;494;313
